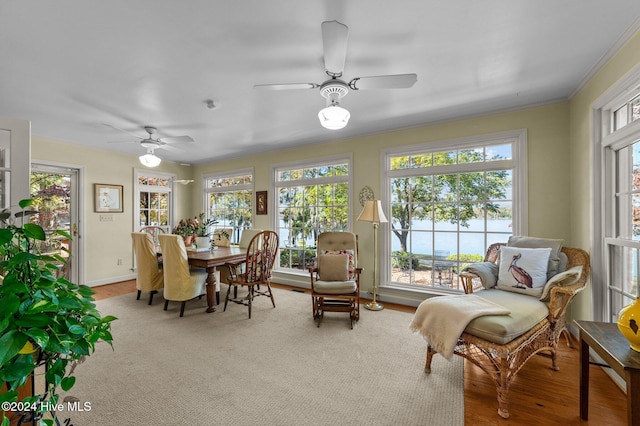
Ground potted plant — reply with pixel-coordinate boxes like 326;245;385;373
172;218;196;246
192;213;218;249
0;199;116;426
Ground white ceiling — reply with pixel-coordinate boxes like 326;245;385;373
2;1;640;165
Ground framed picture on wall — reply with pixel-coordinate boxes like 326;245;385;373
256;190;267;215
94;183;123;213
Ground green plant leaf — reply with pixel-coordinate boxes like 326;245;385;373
61;375;76;391
100;315;118;324
0;330;28;368
18;199;34;209
0;228;12;245
26;300;58;313
0;293;20;319
14;313;52;328
68;325;85;336
23;328;49;349
77;285;95;298
22;223;46;240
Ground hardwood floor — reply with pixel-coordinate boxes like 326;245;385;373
92;280;626;425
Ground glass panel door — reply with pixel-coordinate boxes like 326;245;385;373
30;164;80;282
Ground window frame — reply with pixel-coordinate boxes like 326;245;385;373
272;154;353;275
202;167;254;244
594;64;640;322
133;169;176;233
381;129;528;294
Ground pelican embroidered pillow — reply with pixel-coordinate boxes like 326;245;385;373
497;246;552;297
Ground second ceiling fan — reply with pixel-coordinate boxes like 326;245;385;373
255;20;418;130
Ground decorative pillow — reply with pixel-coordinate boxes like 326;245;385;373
539;266;583;302
318;254;349;281
508;236;564;280
497;246;552;297
322;250;355;279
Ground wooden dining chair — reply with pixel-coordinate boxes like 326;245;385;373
223;230;279;318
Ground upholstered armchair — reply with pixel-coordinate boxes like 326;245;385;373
414;237;590;419
131;232;164;304
158;234;207;317
309;232;362;329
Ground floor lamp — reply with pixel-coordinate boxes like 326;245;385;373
357;200;388;311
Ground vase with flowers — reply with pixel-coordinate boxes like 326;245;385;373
172;219;196;246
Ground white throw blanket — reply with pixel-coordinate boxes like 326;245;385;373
410;294;511;360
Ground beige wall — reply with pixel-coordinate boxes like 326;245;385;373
193;102;572;302
32;137;193;285
568;29;640;320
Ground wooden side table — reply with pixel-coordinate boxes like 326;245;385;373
575;320;640;426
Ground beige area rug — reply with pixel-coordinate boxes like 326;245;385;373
57;287;463;425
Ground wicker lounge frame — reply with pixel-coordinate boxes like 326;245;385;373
424;243;590;419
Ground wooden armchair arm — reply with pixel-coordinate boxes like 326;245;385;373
458;271;477;294
547;281;587;322
224;260;246;280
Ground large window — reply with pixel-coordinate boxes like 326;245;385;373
598;77;640;322
383;131;527;293
203;169;253;244
274;157;351;273
134;170;173;233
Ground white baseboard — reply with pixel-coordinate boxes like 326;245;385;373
85;273;137;287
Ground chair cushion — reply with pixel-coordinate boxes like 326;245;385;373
497;246;551;297
464;289;550;344
314;280;357;295
318;254;349;281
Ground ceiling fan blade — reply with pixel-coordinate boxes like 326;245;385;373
102;123;143;139
254;83;319;90
349;74;418;90
161;135;194;144
322;20;349;76
156;143;183;153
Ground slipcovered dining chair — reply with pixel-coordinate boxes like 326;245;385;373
131;232;164;305
158;234;207;317
223;230;278;318
309;232;362;329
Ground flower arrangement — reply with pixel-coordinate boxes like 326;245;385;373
173;213;218;238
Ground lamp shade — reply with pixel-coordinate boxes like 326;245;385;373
357;200;388;224
139;151;161;167
318;104;350;130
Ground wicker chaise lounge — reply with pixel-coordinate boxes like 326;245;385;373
423;242;590;419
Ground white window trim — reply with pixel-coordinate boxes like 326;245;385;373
380;129;528;292
271;153;354;233
593;63;640;322
202;167;255;213
133;168;176;232
272;153;353;275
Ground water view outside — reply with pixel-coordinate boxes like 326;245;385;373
389;219;511;291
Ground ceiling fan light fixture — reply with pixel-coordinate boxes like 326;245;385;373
139;149;161;167
318;100;350;130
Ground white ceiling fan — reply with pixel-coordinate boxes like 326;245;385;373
104;124;195;167
255;20;418;130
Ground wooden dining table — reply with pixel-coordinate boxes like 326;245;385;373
185;246;246;312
